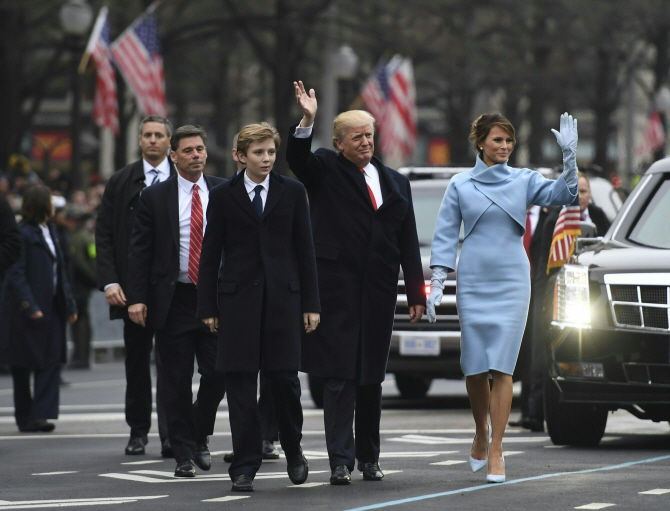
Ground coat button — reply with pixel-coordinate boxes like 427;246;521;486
170;281;175;286
253;279;260;286
22;301;30;310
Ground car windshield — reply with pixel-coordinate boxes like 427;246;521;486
627;178;670;249
411;182;464;247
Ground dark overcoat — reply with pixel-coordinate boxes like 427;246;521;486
0;194;21;284
0;222;76;368
196;171;320;373
125;174;224;331
95;159;176;320
286;126;425;385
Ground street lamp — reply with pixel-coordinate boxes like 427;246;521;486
59;0;93;192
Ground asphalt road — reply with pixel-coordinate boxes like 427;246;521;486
1;363;669;511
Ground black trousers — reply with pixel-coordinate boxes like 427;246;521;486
122;318;168;441
155;283;225;463
11;364;60;426
70;295;91;367
258;372;279;442
225;370;303;479
323;378;382;471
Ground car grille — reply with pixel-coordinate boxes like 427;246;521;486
623;363;670;385
606;281;670;332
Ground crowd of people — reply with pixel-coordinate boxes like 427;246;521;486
0;80;594;492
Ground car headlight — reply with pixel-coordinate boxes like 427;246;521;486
553;264;591;327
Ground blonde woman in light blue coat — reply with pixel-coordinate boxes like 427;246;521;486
427;113;578;483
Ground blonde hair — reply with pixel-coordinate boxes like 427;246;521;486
332;110;376;150
236;122;281;156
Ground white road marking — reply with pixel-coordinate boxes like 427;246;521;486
599;437;621;442
379;470;402;475
575;504;616;510
202;496;250;502
502;451;524;456
544;445;566;449
388;434;547;445
639;489;670;495
32;471;78;476
288;482;329;488
121;461;164;465
430;460;466;466
99;470;329;483
0;496;167;509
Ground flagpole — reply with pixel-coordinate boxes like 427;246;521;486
78;6;108;74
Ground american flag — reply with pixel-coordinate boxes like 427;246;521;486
638;111;665;155
110;7;167;116
85;7;118;135
546;194;582;273
360;55;417;168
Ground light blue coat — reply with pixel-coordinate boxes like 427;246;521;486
430;156;577;376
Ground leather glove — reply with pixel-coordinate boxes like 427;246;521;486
427;266;448;323
551;112;578;176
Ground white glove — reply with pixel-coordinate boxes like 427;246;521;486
427;266;448;323
551;112;578;175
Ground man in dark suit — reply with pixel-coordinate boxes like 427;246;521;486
578;173;611;237
511;204;550;432
287;82;425;485
126;125;226;478
198;123;319;491
96;115;174;456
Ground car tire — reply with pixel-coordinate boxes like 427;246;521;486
307;374;324;409
544;375;607;446
394;373;432;399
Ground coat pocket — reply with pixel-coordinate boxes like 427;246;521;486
314;244;340;261
218;281;237;293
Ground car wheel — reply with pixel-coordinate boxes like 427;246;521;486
544;375;607;446
307;374;324;409
394;373;432;399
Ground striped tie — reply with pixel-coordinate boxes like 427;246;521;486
149;168;160;185
188;184;203;285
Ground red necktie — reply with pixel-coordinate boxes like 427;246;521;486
188;184;203;285
359;168;378;210
523;209;532;274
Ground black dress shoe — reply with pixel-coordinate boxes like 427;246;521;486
194;437;211;471
262;440;280;460
287;449;309;485
18;419;55;433
174;460;196;477
329;465;351;485
231;474;254;491
223;452;234;463
358;461;384;481
125;435;147;455
525;417;545;432
161;438;173;458
508;416;527;427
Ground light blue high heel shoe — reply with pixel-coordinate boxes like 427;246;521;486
468;425;489;473
486;454;505;483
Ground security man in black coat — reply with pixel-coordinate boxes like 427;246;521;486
287;82;426;485
95;116;174;456
126;125;226;478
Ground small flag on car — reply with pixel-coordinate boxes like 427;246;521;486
547;194;581;273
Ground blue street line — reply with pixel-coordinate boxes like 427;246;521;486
343;454;670;511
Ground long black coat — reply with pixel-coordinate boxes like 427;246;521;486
286;126;425;385
197;171;320;373
95;159;176;320
0;222;76;368
125;174;224;331
0;194;21;285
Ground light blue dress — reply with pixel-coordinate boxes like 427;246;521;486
430;156;577;376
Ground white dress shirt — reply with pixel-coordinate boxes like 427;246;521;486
39;223;58;291
528;205;541;236
581;207;591;222
143;157;171;185
294;121;383;208
177;173;209;284
244;170;270;211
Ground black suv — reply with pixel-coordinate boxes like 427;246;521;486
545;158;670;446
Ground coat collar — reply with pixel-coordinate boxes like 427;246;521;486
470;155;513;184
338;154;401;211
230;170;284;222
